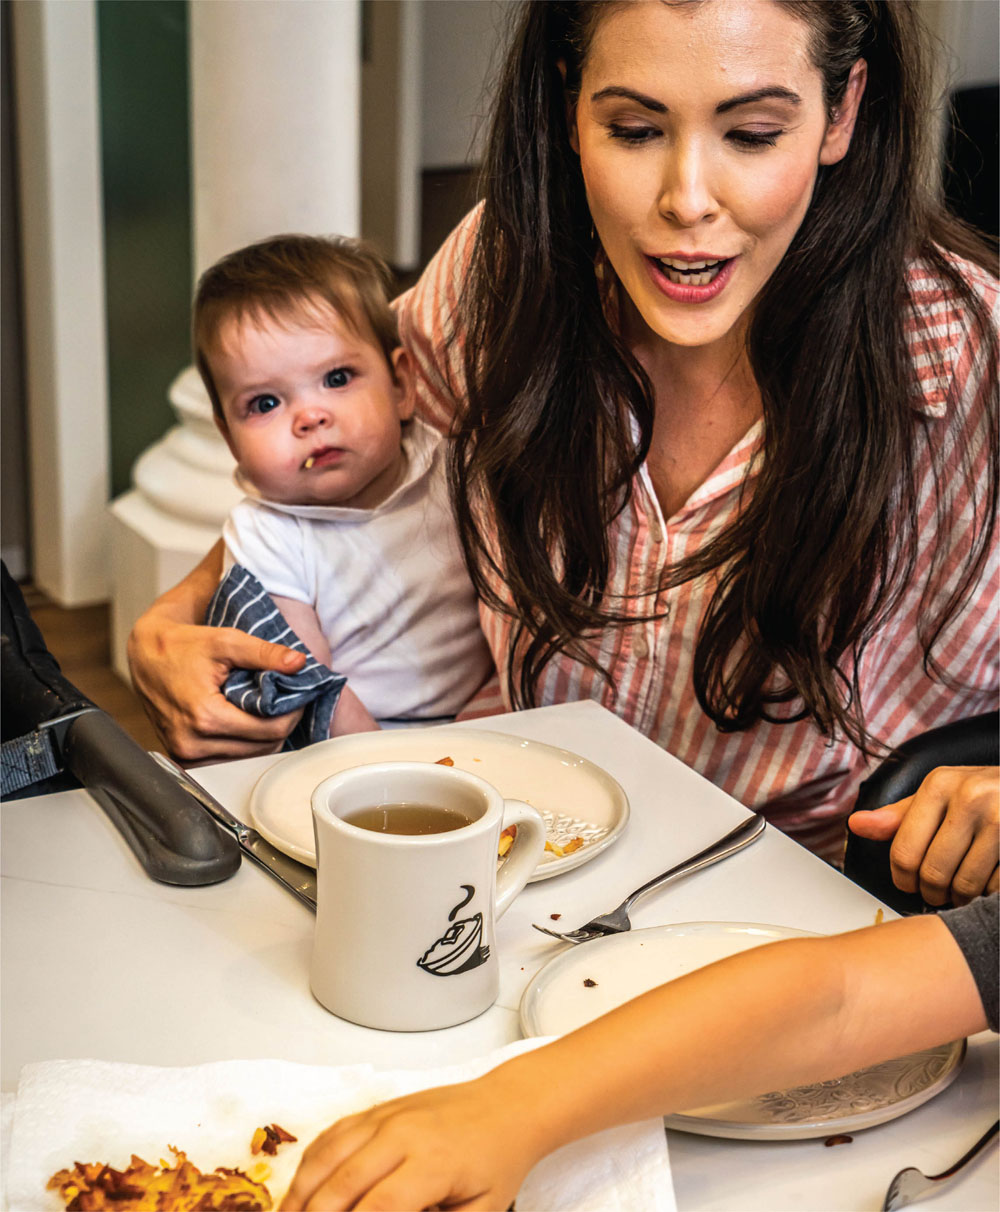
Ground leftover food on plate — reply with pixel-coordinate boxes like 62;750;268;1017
48;1146;274;1211
545;836;584;858
250;726;630;881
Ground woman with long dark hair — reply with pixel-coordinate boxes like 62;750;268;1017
130;0;998;894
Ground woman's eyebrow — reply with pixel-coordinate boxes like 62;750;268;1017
590;86;666;113
715;86;802;113
590;84;802;114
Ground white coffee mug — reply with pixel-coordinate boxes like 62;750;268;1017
310;761;546;1031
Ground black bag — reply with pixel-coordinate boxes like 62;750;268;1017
1;563;240;885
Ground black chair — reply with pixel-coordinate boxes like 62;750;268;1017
844;712;999;914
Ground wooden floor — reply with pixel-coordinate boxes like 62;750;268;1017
19;584;162;752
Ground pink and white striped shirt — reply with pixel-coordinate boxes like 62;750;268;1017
396;211;999;862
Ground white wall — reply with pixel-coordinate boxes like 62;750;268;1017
420;0;508;168
190;0;360;274
11;0;110;605
925;0;1000;90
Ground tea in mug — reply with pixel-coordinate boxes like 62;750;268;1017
344;803;475;836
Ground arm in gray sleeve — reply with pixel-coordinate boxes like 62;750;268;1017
939;892;999;1032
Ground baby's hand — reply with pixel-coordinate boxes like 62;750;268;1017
848;766;999;905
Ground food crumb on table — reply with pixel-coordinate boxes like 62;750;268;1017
583;978;598;987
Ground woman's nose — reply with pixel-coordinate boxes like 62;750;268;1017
657;141;719;227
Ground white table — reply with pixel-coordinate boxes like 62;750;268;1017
2;702;996;1210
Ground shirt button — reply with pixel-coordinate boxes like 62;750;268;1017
633;631;649;659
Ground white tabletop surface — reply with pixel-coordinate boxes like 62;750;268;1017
2;701;997;1211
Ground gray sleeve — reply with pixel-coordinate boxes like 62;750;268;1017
938;892;999;1032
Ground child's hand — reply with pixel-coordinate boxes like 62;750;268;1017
280;1073;542;1212
848;765;999;905
128;615;305;762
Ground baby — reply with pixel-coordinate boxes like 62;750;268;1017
194;234;493;745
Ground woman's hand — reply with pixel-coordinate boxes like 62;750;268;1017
127;611;306;762
848;766;1000;905
279;1073;542;1212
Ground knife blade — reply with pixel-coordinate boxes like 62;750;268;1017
151;752;317;911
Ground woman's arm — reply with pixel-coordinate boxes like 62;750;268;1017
280;912;989;1212
127;541;307;761
849;766;1000;904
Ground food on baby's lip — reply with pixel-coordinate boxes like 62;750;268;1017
250;1124;297;1157
304;456;316;470
498;824;517;858
545;836;584;858
434;756;455;766
48;1147;273;1210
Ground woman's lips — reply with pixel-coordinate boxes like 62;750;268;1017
646;253;738;303
303;447;344;470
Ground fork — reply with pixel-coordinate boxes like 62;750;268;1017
532;813;765;943
881;1119;999;1210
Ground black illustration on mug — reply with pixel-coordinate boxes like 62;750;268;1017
417;884;490;976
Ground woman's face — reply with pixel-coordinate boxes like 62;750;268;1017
569;0;865;354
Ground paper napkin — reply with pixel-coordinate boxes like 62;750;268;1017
4;1040;675;1212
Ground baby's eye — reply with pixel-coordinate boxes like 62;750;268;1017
324;368;353;389
248;394;281;415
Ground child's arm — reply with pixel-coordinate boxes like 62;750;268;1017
270;595;379;736
280;912;990;1212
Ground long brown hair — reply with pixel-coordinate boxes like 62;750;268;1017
450;0;998;752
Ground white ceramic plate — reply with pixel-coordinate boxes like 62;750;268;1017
520;922;965;1140
249;726;629;881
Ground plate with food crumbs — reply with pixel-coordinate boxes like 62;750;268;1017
249;726;629;880
519;921;965;1140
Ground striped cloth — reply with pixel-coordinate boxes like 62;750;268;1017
206;566;346;749
396;209;999;863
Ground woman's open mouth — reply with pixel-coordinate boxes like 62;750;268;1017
656;256;727;286
646;254;737;303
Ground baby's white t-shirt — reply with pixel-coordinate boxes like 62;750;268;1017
222;419;492;722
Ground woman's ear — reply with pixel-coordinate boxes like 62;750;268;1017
390;346;416;422
819;58;867;165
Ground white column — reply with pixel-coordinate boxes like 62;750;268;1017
109;0;361;678
12;0;110;605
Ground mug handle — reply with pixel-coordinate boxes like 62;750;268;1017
495;800;547;918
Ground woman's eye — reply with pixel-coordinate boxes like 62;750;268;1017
248;394;281;415
324;368;352;389
727;129;783;150
607;123;660;145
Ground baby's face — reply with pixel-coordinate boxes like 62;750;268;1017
210;306;414;509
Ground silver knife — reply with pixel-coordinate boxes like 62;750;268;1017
151;752;317;911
